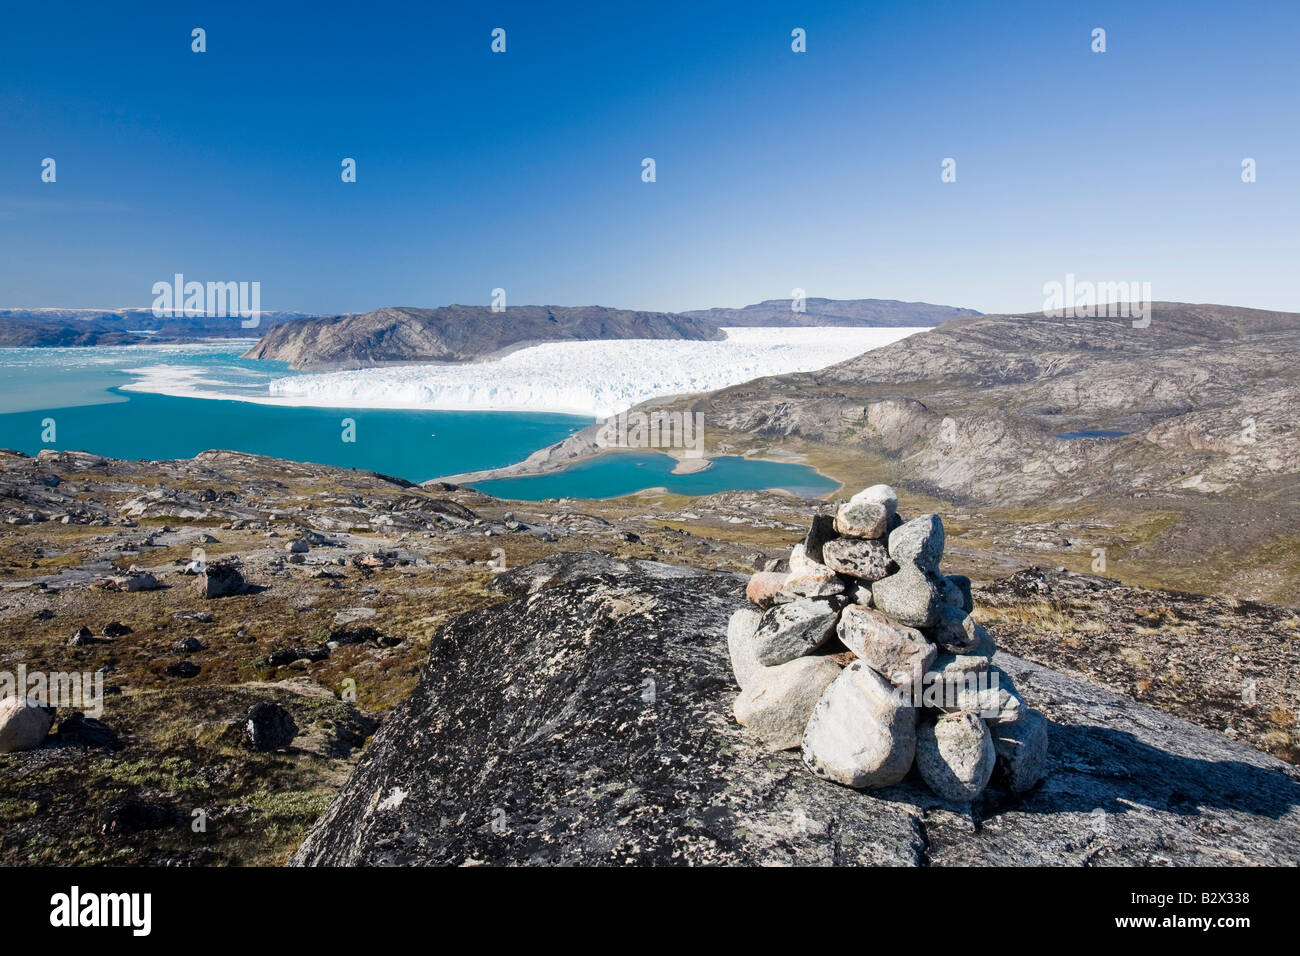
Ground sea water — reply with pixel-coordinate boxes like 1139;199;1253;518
0;342;841;498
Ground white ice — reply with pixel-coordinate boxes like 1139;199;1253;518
259;327;924;418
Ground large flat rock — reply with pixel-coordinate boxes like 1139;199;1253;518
290;553;1300;866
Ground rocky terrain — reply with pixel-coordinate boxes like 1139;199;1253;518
683;297;979;328
452;304;1300;604
0;309;312;346
290;551;1300;866
242;305;724;370
0;447;1296;865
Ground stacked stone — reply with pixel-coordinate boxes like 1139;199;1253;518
728;484;1048;801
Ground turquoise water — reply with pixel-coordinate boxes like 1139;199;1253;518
1055;430;1128;439
0;344;838;498
0;340;263;413
474;453;838;499
0;389;588;483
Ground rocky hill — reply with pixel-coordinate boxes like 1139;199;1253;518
696;302;1299;496
242;305;725;370
683;297;980;328
447;304;1300;603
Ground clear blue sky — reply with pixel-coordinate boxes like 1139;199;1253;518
1;0;1296;315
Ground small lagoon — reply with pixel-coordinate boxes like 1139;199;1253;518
472;454;838;500
1054;430;1129;440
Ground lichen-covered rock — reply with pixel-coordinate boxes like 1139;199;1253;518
928;650;990;681
166;660;200;678
57;712;122;750
833;486;895;539
916;712;995;802
888;514;945;571
752;599;839;666
821;537;894;582
99;570;160;592
745;571;787;608
940;665;1023;724
727;608;763;689
970;622;997;659
928;603;979;653
780;569;846;601
733;656;842;751
289;553;1300;866
245;701;298;752
801;661;917;789
778;544;846;599
837;605;936;686
786;543;823;575
871;565;942;628
850;582;874;606
992;707;1049;792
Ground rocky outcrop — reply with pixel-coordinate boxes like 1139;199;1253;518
190;560;247;599
290;552;1300;866
695;303;1300;507
440;303;1300;603
243;305;724;370
488;304;1300;507
0;447;480;534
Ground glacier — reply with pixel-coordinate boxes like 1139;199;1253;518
261;327;925;418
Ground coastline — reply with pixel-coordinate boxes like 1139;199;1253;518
2;336;869;500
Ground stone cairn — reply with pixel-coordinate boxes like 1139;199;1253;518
728;484;1048;801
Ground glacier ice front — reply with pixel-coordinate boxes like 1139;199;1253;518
265;327;924;418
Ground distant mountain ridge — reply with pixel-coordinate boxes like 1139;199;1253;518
684;297;981;328
242;305;726;370
0;308;313;347
0;298;979;355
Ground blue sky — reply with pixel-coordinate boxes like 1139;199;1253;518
1;0;1296;315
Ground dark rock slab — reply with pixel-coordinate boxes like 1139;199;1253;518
289;554;1300;866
